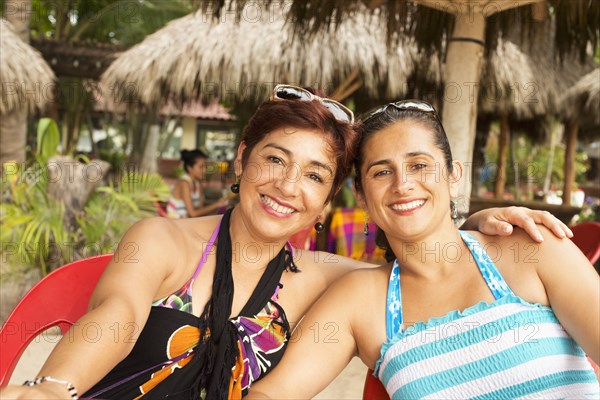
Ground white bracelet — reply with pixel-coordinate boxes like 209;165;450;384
23;376;79;399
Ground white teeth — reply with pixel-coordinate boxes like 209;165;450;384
390;200;425;212
261;195;295;214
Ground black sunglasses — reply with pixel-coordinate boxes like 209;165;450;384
271;84;354;124
361;100;441;125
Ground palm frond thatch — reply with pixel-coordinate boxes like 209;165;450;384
479;19;597;120
202;0;599;62
101;3;417;107
562;68;600;125
0;19;56;115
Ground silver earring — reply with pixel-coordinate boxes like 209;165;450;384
364;214;369;236
451;200;458;219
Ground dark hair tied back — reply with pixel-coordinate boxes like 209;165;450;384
180;149;208;173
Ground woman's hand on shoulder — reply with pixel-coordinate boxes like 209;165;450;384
464;206;573;242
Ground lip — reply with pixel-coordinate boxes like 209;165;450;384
388;198;427;215
260;194;298;218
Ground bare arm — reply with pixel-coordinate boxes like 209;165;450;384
180;181;227;217
308;206;572;288
534;227;600;363
463;206;573;242
247;271;364;399
0;218;177;399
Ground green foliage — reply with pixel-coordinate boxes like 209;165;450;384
76;172;169;255
1;162;72;275
22;0;195;46
483;131;589;195
36;118;60;163
1;159;170;275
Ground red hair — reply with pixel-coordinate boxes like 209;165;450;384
241;98;357;202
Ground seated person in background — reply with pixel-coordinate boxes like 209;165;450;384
167;149;229;218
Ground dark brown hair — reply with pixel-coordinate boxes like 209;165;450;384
354;104;454;262
240;93;357;202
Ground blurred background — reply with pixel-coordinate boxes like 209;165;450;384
1;0;598;342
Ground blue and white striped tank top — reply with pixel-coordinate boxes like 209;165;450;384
375;231;599;399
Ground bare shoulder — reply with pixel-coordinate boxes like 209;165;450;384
464;227;588;305
91;215;222;306
468;226;583;266
327;263;391;297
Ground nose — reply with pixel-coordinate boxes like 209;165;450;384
273;164;301;197
393;168;415;195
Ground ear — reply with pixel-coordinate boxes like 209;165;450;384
234;141;247;177
448;160;464;198
352;184;368;211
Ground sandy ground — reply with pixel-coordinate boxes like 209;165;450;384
8;330;368;399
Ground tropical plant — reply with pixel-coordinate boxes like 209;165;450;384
1;161;71;275
0;119;170;275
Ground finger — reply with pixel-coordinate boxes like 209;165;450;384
521;218;544;242
537;211;567;239
479;219;513;236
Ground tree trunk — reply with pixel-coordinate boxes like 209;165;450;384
471;116;491;197
510;134;521;200
47;156;111;229
441;10;486;214
563;121;578;206
542;123;560;199
4;1;29;41
140;124;160;173
2;0;31;169
0;111;27;169
495;113;510;198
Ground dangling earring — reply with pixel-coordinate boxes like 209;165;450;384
364;214;369;236
314;217;324;233
451;200;458;219
230;176;240;194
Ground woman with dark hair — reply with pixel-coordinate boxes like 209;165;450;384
167;149;229;218
246;100;599;399
2;90;573;400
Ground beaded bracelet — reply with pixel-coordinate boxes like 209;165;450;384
23;376;79;400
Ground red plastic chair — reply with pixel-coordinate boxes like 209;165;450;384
363;369;389;400
570;222;600;265
0;254;113;386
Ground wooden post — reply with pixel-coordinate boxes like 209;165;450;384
495;113;510;198
563;120;578;206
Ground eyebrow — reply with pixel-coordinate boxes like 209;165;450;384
264;143;334;175
365;151;435;173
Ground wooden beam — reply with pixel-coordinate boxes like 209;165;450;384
414;0;545;16
30;38;119;80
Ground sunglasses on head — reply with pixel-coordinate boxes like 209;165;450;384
361;99;440;124
271;84;355;124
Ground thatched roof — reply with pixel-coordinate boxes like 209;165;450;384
101;4;418;107
561;68;600;126
0;19;56;115
478;21;598;120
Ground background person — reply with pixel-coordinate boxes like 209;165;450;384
167;149;229;218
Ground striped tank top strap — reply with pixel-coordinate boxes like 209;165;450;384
385;260;403;339
459;231;515;299
191;221;221;281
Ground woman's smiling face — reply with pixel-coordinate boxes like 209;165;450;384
357;120;462;241
234;126;336;241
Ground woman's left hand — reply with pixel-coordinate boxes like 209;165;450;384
464;206;573;243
